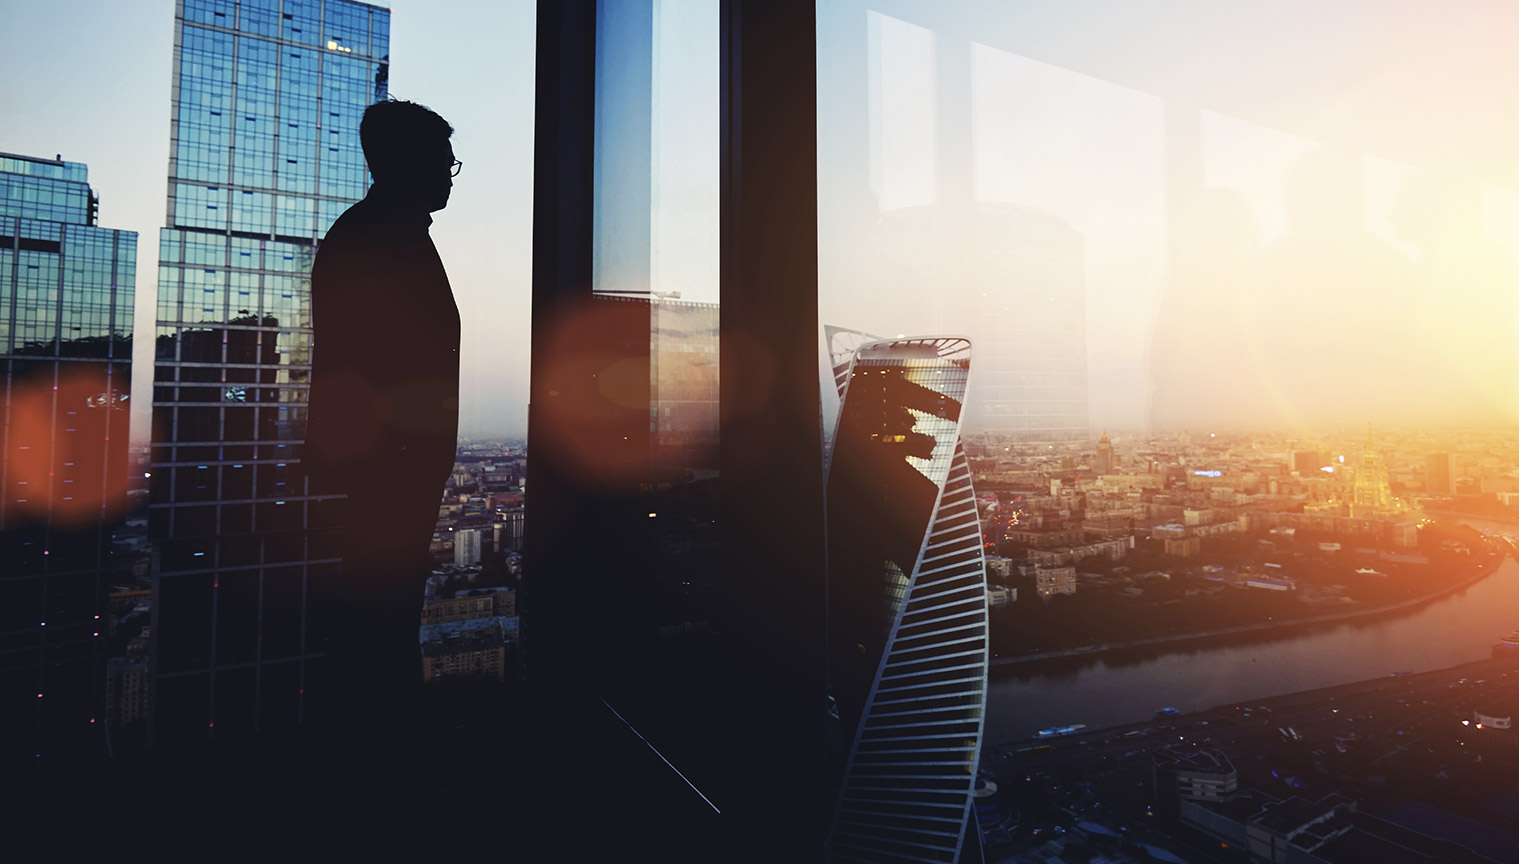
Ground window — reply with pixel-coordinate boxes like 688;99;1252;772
816;1;1519;859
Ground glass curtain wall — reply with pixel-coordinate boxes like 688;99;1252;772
0;154;136;761
149;0;390;750
581;0;726;812
530;3;828;851
819;0;1519;860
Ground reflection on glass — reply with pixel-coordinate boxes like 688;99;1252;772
146;0;389;748
0;152;135;760
826;336;987;861
820;2;1519;859
572;0;726;812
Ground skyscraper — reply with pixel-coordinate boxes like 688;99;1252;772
0;152;137;760
825;336;989;862
1351;426;1394;517
1427;452;1454;495
147;0;390;747
1292;450;1325;475
453;527;482;566
1095;432;1114;475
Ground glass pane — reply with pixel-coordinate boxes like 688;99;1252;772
588;0;723;806
145;1;391;747
819;1;1519;859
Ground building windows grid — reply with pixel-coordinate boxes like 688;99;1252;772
1;152;136;760
149;0;389;746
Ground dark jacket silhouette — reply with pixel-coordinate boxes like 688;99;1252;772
301;101;459;732
305;187;460;498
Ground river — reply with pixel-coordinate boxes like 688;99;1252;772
986;517;1519;744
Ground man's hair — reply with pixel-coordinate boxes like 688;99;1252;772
360;99;454;182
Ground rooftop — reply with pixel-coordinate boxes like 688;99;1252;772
1251;793;1355;835
0;151;87;183
1154;745;1235;776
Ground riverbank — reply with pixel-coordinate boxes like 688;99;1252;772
992;539;1507;670
990;651;1519;755
1426;509;1519;530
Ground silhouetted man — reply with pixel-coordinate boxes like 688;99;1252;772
303;99;460;738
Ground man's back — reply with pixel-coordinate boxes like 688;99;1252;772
305;189;460;497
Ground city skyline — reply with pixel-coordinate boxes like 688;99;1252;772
0;0;537;444
9;3;1519;858
12;3;1519;445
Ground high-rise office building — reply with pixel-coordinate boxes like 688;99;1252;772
1292;450;1325;475
1351;427;1394;517
453;527;482;566
825;336;989;862
0;152;137;760
1427;452;1454;495
147;0;389;746
1095;432;1115;475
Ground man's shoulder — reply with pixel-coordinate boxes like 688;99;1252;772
318;197;427;258
314;201;394;279
320;199;380;246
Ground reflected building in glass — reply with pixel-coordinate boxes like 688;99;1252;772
650;298;720;472
825;335;988;862
147;0;389;747
879;203;1089;445
0;152;136;760
547;292;726;801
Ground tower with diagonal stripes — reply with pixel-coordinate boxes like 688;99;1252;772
824;334;989;863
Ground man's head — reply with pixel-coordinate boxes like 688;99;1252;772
360;100;456;212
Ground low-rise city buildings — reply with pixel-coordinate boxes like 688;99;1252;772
1035;566;1078;597
419;617;517;684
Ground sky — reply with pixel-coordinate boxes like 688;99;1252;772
0;0;538;444
6;0;1519;448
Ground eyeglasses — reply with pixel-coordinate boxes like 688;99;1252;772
450;160;463;178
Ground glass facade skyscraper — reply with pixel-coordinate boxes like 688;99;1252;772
825;336;989;862
0;152;137;760
148;0;389;747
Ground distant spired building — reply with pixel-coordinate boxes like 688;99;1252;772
825;335;989;862
0;152;137;760
1350;426;1398;518
1095;432;1115;475
147;0;390;747
877;202;1088;444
